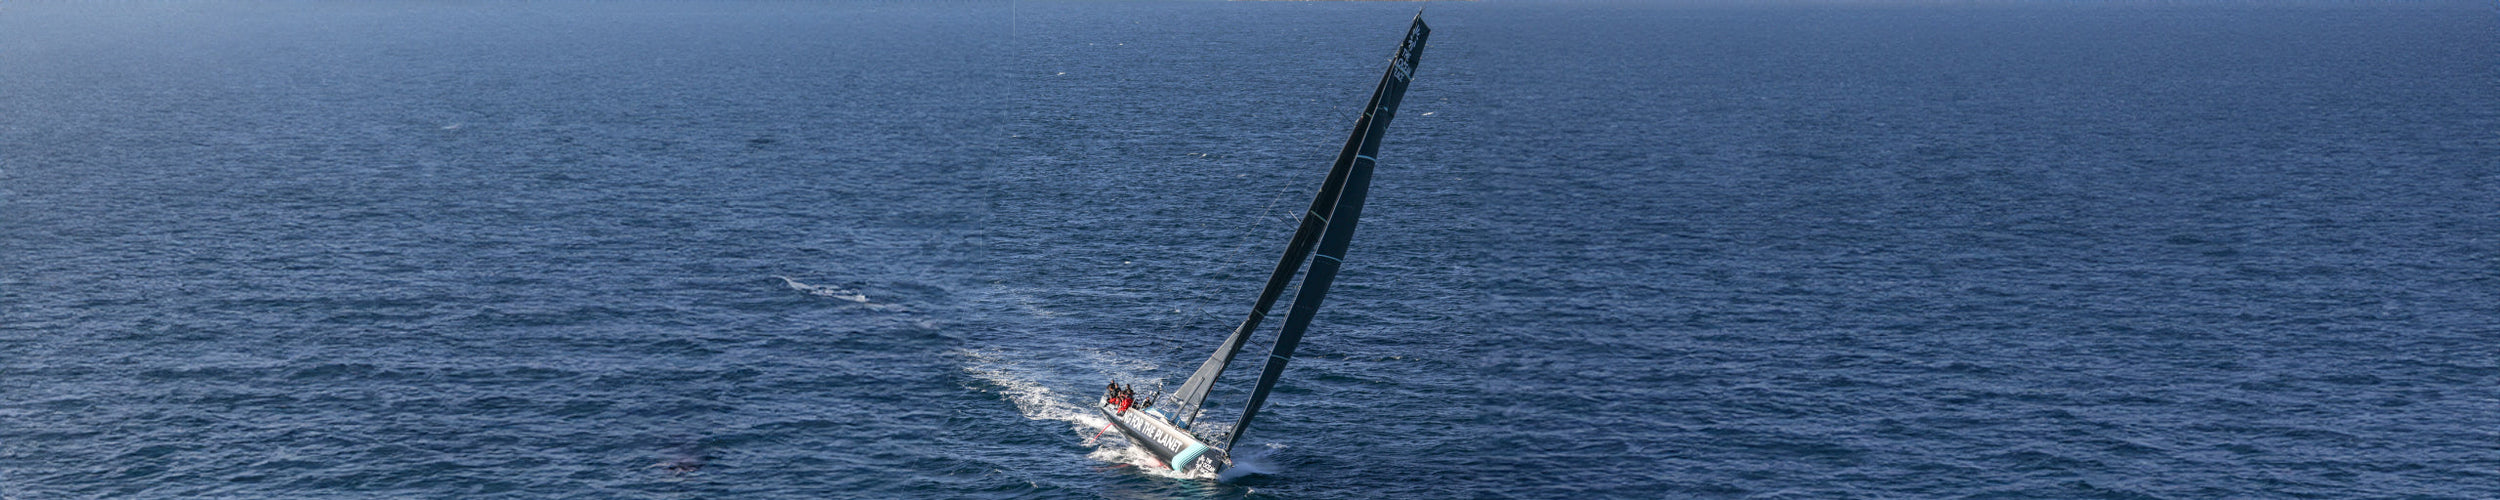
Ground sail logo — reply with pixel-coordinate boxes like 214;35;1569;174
1389;22;1427;82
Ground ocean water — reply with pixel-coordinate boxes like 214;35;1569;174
4;1;2496;498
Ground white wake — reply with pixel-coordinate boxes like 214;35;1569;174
959;348;1219;480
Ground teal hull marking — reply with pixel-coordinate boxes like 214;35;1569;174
1170;443;1210;471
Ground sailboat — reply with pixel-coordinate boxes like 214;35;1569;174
1095;13;1428;476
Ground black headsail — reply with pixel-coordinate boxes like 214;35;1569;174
1222;13;1428;450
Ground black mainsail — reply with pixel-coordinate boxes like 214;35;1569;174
1168;15;1431;433
1222;14;1427;449
1097;13;1427;476
1175;12;1450;450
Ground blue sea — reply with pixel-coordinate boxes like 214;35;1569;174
4;1;2496;498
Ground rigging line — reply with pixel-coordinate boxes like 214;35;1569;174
1214;43;1378;272
1167;306;1190;338
1218;179;1298;277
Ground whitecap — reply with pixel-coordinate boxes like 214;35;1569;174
774;276;871;303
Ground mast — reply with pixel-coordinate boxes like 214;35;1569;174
1224;13;1427;450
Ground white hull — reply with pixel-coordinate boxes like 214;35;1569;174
1098;400;1228;475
